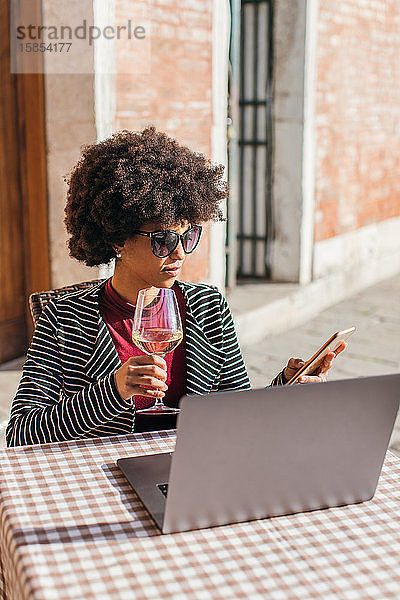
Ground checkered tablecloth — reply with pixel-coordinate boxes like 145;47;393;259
0;432;399;600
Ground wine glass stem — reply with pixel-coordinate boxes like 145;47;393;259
154;352;166;407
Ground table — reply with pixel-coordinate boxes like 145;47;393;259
0;432;399;600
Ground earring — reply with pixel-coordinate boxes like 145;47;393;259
114;248;122;259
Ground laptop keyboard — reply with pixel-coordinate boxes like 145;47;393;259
157;483;169;497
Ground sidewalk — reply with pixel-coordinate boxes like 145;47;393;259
0;274;399;451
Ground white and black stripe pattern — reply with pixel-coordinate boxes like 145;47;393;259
6;279;285;446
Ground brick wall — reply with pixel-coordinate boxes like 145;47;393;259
314;0;400;243
114;0;214;282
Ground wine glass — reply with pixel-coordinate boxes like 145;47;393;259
132;287;183;414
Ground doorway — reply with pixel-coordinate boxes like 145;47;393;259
0;0;50;364
227;0;274;285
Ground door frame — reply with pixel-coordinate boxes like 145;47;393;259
16;70;50;335
3;0;50;350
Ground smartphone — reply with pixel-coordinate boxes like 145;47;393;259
285;326;356;385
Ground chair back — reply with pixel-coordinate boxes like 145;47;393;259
29;279;104;326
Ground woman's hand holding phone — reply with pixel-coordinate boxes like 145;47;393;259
283;341;347;385
282;326;355;385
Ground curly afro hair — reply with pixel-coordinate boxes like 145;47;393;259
64;126;227;266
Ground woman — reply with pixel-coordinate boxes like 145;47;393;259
6;127;341;447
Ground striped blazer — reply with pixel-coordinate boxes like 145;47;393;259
6;279;285;447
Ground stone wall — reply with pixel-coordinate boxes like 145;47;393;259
271;0;400;285
44;0;216;288
114;0;214;283
314;0;400;242
43;0;98;288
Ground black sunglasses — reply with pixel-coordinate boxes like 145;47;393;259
132;225;202;258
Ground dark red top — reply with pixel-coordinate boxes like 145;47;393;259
98;279;187;432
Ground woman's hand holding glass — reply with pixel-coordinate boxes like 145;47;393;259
114;355;168;402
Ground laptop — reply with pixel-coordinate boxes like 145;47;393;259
117;373;400;534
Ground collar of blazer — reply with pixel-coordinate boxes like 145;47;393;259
61;279;226;395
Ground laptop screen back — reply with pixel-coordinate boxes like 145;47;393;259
162;374;400;533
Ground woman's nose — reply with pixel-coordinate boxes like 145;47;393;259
171;238;186;260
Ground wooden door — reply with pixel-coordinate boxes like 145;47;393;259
0;0;50;363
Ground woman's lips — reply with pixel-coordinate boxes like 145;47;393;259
162;264;182;276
